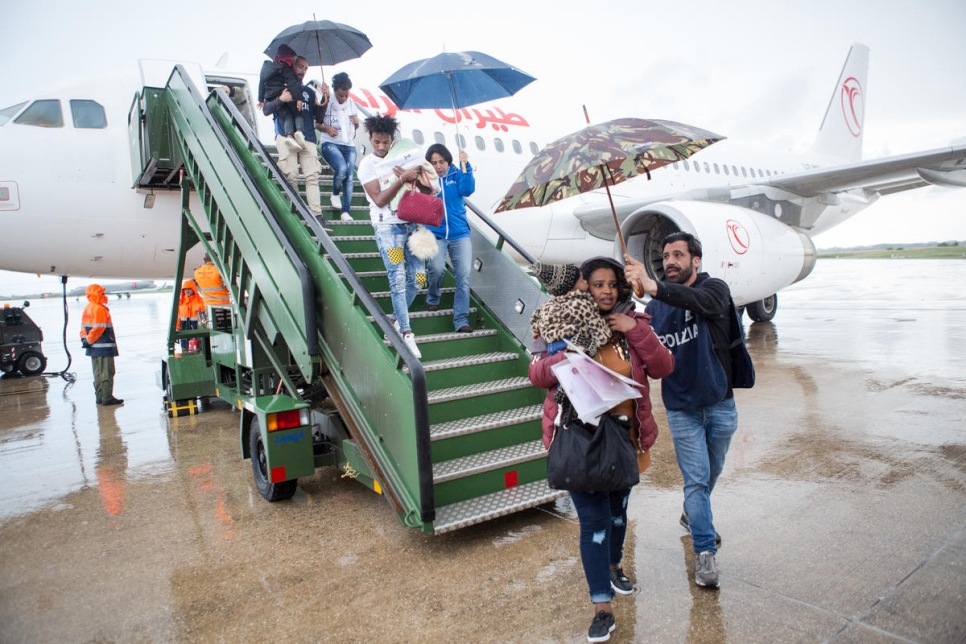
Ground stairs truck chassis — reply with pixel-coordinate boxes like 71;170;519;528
136;66;563;533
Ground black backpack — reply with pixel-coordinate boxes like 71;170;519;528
728;301;755;388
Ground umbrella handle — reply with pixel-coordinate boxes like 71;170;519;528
600;163;645;297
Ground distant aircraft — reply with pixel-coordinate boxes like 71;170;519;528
67;280;158;298
0;44;962;321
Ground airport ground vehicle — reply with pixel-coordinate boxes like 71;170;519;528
143;66;560;534
0;301;47;377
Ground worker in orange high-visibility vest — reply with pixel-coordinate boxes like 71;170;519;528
193;253;230;307
79;284;123;405
176;279;206;351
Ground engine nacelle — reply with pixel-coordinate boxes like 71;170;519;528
617;200;816;306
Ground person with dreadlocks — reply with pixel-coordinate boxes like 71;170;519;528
357;114;425;360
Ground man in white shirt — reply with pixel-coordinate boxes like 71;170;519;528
356;114;425;359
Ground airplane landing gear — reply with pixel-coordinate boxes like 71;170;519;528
746;294;777;322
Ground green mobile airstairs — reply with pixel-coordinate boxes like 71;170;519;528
131;65;563;533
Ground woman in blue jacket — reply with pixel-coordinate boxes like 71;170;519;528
425;144;475;333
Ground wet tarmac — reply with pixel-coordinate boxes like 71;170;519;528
1;259;964;643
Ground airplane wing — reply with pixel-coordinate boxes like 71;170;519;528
766;143;966;196
572;142;966;240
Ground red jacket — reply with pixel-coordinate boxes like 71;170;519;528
528;310;674;451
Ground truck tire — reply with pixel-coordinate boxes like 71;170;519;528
17;351;47;376
250;416;298;502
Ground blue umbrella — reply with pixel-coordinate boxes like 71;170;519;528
379;51;536;110
380;52;535;168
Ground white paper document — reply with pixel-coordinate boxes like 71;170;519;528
550;350;642;424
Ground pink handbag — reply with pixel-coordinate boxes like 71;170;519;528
397;186;443;227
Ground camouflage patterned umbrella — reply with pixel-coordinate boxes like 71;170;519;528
495;117;724;255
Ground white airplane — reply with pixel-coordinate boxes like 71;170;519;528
0;44;963;321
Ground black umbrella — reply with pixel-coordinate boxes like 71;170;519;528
264;18;372;86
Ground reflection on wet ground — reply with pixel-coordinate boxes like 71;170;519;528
1;260;965;642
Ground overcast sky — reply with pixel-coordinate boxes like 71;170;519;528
1;0;964;296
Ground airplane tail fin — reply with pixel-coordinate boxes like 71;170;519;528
811;43;869;163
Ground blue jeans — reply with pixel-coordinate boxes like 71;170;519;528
374;223;425;334
319;142;356;213
427;235;471;330
569;487;632;603
666;397;738;554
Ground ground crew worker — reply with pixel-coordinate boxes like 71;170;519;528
80;283;123;406
193;254;230;307
176;280;206;351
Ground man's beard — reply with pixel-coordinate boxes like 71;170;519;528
666;262;693;284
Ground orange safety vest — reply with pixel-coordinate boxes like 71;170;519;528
193;262;230;306
177;280;206;329
80;284;118;357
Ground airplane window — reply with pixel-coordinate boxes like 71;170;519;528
757;168;763;177
741;167;747;177
434;131;445;144
713;163;720;174
529;142;539;155
457;134;467;148
703;162;710;173
412;129;425;145
672;162;679;170
694;161;700;173
475;136;485;151
512;140;522;154
766;169;772;176
723;165;730;176
14;100;63;127
732;165;739;176
70;100;107;129
494;138;505;153
0;101;28;126
683;160;690;171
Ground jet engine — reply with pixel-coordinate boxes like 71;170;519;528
617;200;816;318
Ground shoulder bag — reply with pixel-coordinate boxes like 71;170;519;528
397;183;443;227
546;412;640;492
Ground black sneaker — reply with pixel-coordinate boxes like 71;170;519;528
680;512;722;546
587;610;616;643
609;567;634;595
101;397;124;406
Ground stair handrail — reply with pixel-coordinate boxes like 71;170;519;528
166;65;320;361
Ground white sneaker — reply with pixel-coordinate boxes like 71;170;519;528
330;194;342;210
284;136;303;153
402;332;422;359
293;131;307;149
340;212;353;222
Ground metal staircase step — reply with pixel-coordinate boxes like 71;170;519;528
428;376;531;404
385;329;495;350
404;351;517;374
430;404;543;441
434;439;545;483
370;287;453;300
370;307;479;324
432;479;566;534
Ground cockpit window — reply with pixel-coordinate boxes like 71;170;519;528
14;100;64;127
70;100;107;129
0;101;28;126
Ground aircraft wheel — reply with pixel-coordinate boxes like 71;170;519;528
746;294;778;322
17;351;47;376
250;416;297;502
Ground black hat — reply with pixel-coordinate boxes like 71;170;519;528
578;255;625;275
531;262;581;296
